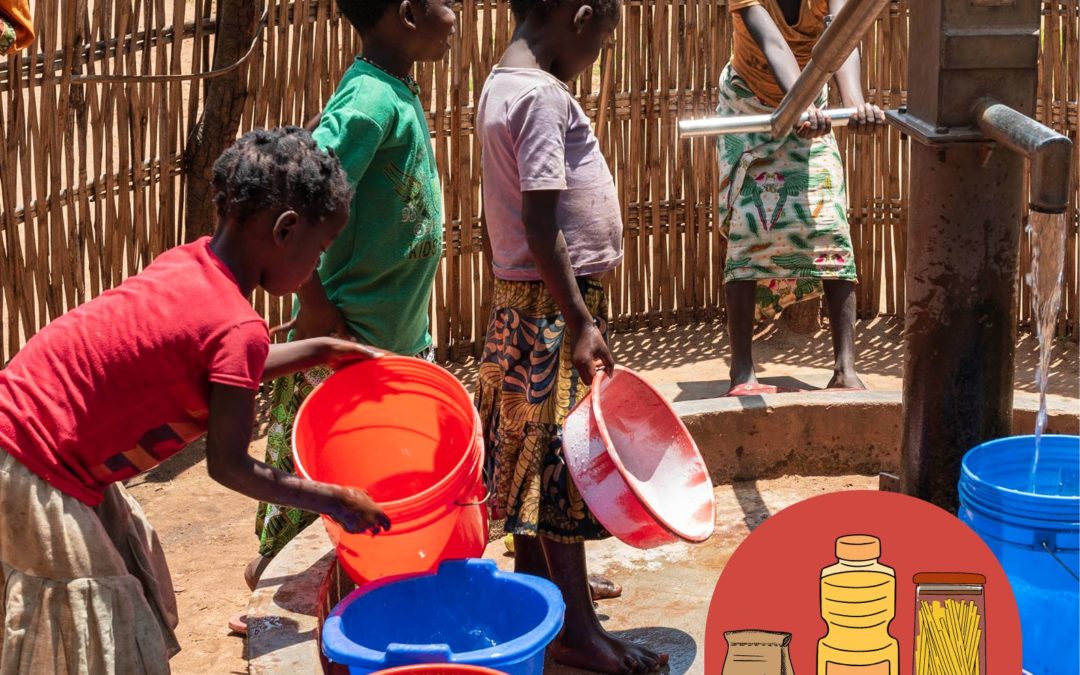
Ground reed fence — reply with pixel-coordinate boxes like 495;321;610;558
1;0;1077;364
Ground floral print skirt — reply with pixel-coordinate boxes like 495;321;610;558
717;63;858;320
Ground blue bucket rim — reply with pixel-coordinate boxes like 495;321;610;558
322;559;565;667
961;435;1079;508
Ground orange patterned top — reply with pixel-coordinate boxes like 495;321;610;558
729;0;830;107
0;0;34;55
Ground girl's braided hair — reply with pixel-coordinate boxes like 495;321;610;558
510;0;621;20
212;127;352;223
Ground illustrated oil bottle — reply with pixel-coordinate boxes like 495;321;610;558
817;535;899;674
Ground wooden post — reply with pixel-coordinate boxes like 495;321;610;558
181;0;259;241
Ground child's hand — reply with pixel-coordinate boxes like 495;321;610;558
319;337;386;370
571;323;614;386
327;486;391;534
796;104;832;139
271;295;349;341
848;102;886;135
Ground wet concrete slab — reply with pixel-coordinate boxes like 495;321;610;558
484;474;879;674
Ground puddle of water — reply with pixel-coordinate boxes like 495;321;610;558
586;541;693;575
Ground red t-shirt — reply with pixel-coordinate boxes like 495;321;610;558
0;237;269;506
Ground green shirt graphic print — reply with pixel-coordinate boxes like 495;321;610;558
310;59;443;356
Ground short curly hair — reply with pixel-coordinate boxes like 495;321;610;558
510;0;621;21
337;0;429;33
212;127;352;224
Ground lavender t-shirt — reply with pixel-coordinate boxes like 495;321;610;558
478;67;623;281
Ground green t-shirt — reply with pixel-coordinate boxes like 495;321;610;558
309;59;443;355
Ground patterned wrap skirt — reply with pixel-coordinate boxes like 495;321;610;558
475;277;610;543
255;346;435;558
717;63;858;320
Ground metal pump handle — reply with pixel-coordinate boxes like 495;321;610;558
677;108;860;138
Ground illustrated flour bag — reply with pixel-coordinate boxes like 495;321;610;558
722;630;795;675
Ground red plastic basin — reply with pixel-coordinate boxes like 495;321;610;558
562;367;715;548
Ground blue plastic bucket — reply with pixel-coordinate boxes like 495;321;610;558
322;559;565;675
959;435;1080;675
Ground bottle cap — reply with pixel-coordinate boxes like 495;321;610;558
836;534;881;560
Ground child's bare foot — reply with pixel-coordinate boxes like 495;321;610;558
245;555;272;591
589;574;622;601
550;627;668;674
827;368;866;390
233;555;274;636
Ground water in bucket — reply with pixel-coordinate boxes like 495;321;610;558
1024;211;1067;490
959;435;1080;675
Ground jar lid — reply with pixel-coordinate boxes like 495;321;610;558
836;534;880;560
913;572;987;585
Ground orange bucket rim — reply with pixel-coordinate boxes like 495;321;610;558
586;366;715;543
291;356;479;513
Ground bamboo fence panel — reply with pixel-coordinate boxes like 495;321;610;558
1;0;1077;365
0;0;205;362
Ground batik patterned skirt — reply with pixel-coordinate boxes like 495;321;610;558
717;63;858;320
475;278;610;543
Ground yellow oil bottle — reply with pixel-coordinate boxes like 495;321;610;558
817;535;899;675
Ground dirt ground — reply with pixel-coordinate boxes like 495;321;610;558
127;318;1079;675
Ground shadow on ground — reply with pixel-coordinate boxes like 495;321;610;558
544;626;698;675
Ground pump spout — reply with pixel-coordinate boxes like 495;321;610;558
974;98;1075;215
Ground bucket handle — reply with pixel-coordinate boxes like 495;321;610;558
1041;540;1080;582
455;487;492;507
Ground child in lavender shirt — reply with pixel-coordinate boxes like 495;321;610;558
474;1;667;672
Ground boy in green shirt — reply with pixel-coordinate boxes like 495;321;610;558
246;0;457;596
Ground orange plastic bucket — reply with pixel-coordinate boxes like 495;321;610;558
293;357;488;585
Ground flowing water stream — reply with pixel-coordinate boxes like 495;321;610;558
1025;210;1068;491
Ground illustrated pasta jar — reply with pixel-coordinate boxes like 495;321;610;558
913;572;987;675
818;534;900;674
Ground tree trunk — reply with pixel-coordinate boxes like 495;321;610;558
182;0;259;241
783;297;822;334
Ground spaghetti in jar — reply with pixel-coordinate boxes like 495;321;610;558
913;572;987;675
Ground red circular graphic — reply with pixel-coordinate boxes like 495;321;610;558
705;490;1022;673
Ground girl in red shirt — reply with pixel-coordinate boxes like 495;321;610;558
0;127;388;674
